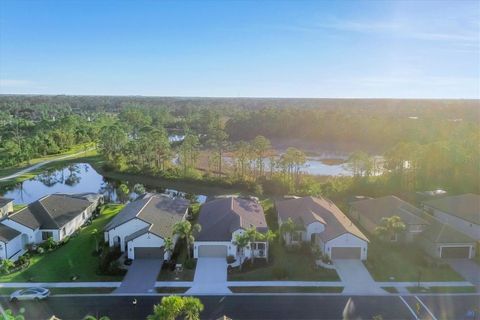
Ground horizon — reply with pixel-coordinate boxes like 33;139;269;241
1;0;479;99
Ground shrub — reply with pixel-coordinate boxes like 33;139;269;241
98;248;123;275
226;255;236;264
272;266;288;280
184;258;196;270
41;237;57;251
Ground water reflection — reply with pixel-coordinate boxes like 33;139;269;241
0;163;206;205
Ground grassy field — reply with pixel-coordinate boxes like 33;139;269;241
0;204;124;282
407;286;476;294
228;243;339;281
364;241;464;282
229;286;343;293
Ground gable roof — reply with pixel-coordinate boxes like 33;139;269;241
0;224;21;243
196;197;268;241
105;194;190;240
424;194;480;225
0;198;13;208
416;211;475;244
276;196;368;243
350;195;427;226
7;194;95;230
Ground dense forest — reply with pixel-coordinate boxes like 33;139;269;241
0;95;478;196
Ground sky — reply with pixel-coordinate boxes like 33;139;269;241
0;0;479;99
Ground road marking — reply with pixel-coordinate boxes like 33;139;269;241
415;296;438;320
399;296;419;320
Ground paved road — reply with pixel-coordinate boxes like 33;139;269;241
0;148;94;182
115;259;163;294
2;294;477;320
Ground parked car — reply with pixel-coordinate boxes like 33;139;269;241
9;287;50;302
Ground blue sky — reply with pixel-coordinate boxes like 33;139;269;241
0;0;479;98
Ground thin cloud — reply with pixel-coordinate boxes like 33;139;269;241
0;79;33;87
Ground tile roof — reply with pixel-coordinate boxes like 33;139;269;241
8;194;95;230
276;196;368;242
424;194;480;225
105;194;190;240
416;211;475;244
196;197;268;241
350;195;427;226
0;224;21;243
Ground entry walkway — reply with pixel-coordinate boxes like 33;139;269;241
187;257;231;294
115;259;163;294
334;259;385;294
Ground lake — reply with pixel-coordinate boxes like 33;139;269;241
0;163;207;205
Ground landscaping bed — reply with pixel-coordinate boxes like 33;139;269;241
157;239;196;282
0;204;124;282
364;241;464;282
228;243;339;281
229;286;343;293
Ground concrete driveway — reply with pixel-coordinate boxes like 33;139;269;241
446;259;480;291
334;259;385;294
115;259;163;294
187;257;231;294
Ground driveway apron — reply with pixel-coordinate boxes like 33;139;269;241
334;259;385;294
187;257;231;294
446;259;480;291
115;259;163;294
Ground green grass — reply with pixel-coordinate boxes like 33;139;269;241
156;287;189;294
381;287;399;294
229;286;343;293
364;241;464;282
228;243;339;281
407;286;476;294
0;204;124;282
0;287;114;295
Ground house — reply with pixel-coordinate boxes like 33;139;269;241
350;195;428;243
0;198;14;217
104;194;190;260
0;193;101;259
193;196;269;261
422;194;480;241
276;196;369;260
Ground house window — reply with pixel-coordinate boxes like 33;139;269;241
42;231;53;241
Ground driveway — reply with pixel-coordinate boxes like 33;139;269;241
334;260;385;294
187;257;231;294
115;259;163;294
446;259;480;291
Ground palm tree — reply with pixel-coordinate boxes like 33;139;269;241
245;228;260;264
182;296;204;320
260;230;277;262
279;218;296;245
374;215;406;242
173;221;201;259
233;233;250;271
83;315;111;320
147;296;185;320
164;237;174;260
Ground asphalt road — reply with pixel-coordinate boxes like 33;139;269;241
0;294;478;320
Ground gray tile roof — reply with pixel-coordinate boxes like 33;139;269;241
424;194;480;225
106;194;190;240
8;194;96;230
417;211;475;244
196;197;268;241
350;195;428;226
276;196;369;242
0;224;21;243
0;198;13;208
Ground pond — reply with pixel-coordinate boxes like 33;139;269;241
0;163;207;205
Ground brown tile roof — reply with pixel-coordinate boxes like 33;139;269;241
276;196;368;242
424;194;480;225
197;197;268;241
350;195;427;226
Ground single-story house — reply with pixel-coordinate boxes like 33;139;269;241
276;196;369;260
104;193;190;260
418;214;476;259
350;195;428;243
1;193;102;247
422;194;480;241
0;198;14;218
193;196;269;261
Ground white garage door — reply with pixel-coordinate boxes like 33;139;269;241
198;245;228;258
331;247;362;259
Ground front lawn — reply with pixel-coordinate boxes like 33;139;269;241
229;286;343;293
228;243;339;281
364;241;464;282
407;286;476;294
0;204;124;282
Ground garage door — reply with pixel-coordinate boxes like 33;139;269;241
331;247;361;259
134;247;164;259
441;246;470;259
198;245;227;258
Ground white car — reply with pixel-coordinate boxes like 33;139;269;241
9;287;50;302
